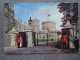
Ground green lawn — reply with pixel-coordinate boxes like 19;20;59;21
36;38;60;43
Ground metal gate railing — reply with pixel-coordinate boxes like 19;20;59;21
36;33;48;46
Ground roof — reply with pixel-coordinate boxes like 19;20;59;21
32;19;39;21
42;20;56;24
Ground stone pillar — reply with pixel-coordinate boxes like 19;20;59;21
7;32;18;47
11;33;15;46
26;27;34;47
4;34;11;47
6;27;18;47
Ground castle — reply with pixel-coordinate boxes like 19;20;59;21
28;17;58;39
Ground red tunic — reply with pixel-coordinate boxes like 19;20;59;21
17;38;21;43
62;36;67;43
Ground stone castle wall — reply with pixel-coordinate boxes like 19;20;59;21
28;18;40;33
42;20;56;32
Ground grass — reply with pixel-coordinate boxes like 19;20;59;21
36;38;61;43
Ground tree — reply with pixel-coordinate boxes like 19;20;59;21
57;3;78;38
57;3;78;26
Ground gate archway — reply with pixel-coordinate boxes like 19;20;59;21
19;32;27;47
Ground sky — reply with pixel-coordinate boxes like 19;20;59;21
8;3;63;30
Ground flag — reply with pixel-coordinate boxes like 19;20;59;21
48;14;51;16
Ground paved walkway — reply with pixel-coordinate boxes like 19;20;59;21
5;46;62;54
4;46;18;52
4;41;62;54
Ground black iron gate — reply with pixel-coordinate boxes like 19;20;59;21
36;33;48;46
32;32;36;46
35;32;62;46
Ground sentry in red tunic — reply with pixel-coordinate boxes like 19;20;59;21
17;38;21;43
62;35;67;43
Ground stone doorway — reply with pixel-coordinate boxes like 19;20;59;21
19;32;27;47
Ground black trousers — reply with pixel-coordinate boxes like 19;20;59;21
17;43;20;48
63;43;67;50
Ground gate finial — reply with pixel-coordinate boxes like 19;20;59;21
30;17;31;20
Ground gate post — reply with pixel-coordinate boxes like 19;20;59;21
37;33;38;46
47;33;48;46
25;27;34;47
5;27;18;47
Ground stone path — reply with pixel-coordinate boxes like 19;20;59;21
4;41;62;54
5;46;62;54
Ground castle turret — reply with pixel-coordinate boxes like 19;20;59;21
28;17;40;33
